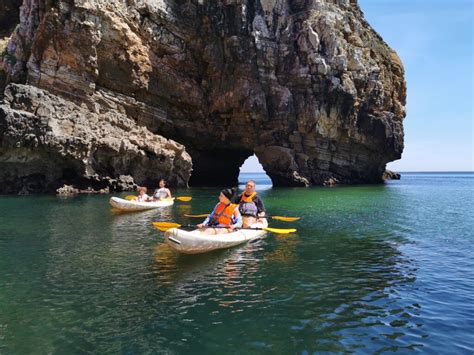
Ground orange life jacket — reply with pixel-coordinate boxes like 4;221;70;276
213;202;238;226
240;192;257;202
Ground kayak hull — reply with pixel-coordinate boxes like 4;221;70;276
109;196;174;211
164;220;268;254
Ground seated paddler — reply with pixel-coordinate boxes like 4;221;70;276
152;179;172;201
234;179;267;228
197;188;243;234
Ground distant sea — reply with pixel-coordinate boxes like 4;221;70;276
0;172;472;353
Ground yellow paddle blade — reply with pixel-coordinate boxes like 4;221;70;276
271;216;301;222
152;222;181;228
125;195;137;201
184;214;208;218
176;196;192;202
263;227;297;234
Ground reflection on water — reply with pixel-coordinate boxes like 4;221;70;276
149;225;421;352
0;174;473;353
264;234;299;263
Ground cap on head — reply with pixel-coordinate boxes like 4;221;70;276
221;188;234;200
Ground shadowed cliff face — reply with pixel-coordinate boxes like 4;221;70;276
0;0;21;34
0;0;22;93
0;0;405;191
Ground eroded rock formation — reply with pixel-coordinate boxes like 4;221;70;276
0;83;191;193
0;0;405;192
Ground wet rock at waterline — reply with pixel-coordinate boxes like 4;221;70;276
383;170;401;180
0;0;405;191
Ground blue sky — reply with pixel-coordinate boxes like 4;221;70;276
241;0;473;173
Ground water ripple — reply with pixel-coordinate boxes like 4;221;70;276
0;176;473;352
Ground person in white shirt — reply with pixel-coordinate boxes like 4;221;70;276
136;186;151;202
152;179;172;201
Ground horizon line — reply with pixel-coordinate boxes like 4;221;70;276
239;170;474;173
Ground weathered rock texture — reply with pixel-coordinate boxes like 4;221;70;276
1;0;405;191
0;84;191;193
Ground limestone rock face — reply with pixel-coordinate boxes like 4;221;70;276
1;0;406;189
0;84;192;194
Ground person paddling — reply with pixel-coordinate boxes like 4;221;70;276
235;180;266;228
197;188;243;234
152;179;172;201
136;186;151;202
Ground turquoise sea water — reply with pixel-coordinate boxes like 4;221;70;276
0;173;473;353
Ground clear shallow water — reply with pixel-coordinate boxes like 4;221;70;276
0;173;473;353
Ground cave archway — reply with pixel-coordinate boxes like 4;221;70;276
187;145;311;188
238;154;272;189
188;149;278;188
188;148;253;187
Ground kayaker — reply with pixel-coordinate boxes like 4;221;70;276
234;179;266;228
136;186;151;202
197;188;243;234
152;179;172;200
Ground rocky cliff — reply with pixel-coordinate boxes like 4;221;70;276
0;0;405;193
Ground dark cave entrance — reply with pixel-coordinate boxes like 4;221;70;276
188;149;271;188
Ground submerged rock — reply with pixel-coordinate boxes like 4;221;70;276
0;0;406;191
323;177;340;187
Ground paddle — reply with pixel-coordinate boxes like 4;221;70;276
152;222;296;234
183;213;300;222
175;196;192;202
125;195;192;202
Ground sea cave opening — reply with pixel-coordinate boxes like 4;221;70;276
238;154;272;190
188;149;272;189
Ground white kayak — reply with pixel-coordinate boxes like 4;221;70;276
164;220;269;254
109;196;174;211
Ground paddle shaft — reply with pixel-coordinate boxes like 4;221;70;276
184;214;299;222
200;225;296;233
126;195;191;202
155;223;295;234
171;224;242;230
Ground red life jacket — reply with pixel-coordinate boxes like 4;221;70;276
212;202;238;226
